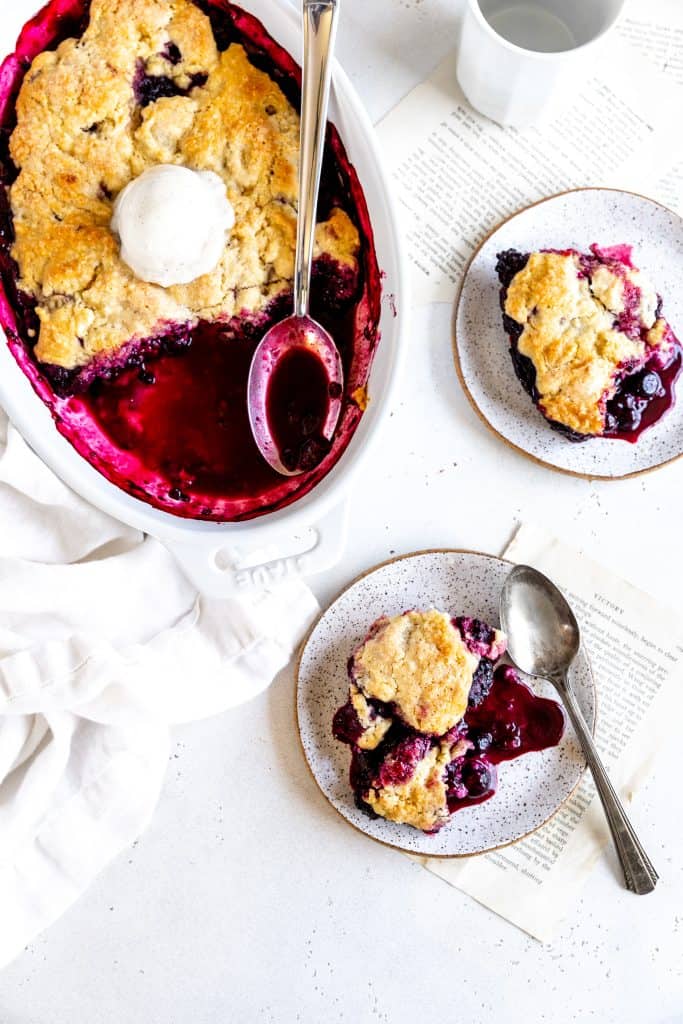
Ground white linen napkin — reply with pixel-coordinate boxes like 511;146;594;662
0;410;319;968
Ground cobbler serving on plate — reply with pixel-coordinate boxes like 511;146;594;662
496;244;682;442
333;609;564;833
0;0;381;520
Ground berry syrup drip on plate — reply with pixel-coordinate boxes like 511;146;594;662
0;0;382;522
335;663;565;828
603;347;682;442
445;664;565;813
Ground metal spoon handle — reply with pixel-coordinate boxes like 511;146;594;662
294;0;340;318
556;672;658;895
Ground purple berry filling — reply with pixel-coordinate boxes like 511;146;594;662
133;61;209;106
454;615;498;656
335;614;565;832
377;735;432;788
332;701;365;746
496;246;683;443
446;756;495;806
467;657;494;708
0;0;383;523
161;41;183;65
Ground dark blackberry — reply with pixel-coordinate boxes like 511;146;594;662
457;617;494;647
468;728;493;754
444;756;466;800
468;658;494;708
43;364;81;396
310;254;360;316
502;311;524;344
135;72;184;106
509;346;539;401
134;61;208;107
162;41;182;65
461;760;493;797
495;248;530;289
349;749;376;801
332;701;364;745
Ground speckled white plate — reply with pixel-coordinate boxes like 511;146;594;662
454;189;683;480
296;550;596;857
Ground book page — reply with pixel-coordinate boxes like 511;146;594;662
418;523;683;942
620;1;683;215
377;23;683;303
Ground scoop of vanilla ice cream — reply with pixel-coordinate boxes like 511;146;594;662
111;165;235;287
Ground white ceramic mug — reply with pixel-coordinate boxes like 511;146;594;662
456;0;626;127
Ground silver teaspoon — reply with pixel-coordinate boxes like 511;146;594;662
248;0;343;477
500;563;658;895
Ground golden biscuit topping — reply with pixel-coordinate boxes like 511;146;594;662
504;251;669;436
352;610;480;736
9;0;360;372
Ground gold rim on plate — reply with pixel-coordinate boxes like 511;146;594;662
294;547;598;859
451;187;683;482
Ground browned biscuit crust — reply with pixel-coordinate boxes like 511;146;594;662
9;0;360;372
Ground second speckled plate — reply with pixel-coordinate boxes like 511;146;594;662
454;189;683;479
296;550;596;857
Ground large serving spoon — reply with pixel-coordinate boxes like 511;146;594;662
500;563;658;895
248;0;343;477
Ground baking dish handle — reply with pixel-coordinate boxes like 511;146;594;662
166;501;349;598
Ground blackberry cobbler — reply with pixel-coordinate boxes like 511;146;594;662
497;245;682;441
0;0;381;520
333;609;564;834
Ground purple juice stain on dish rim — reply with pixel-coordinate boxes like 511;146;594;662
0;0;383;522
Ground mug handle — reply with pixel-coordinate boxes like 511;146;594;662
166;502;349;598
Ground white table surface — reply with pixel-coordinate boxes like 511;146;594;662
2;1;683;1022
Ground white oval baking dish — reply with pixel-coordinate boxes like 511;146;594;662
0;0;407;596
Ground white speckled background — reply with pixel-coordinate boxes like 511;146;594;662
0;1;681;1022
